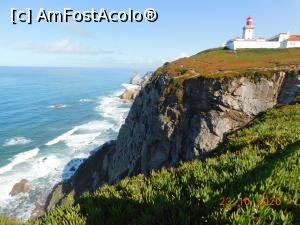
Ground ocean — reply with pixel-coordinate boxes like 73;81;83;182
0;67;135;220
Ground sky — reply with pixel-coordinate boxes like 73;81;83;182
0;0;299;69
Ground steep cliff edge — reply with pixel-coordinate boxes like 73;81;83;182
46;48;300;210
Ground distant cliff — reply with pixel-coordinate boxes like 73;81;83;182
46;48;300;211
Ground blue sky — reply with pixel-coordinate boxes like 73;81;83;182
0;0;299;69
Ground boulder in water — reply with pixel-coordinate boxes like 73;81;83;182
10;179;30;196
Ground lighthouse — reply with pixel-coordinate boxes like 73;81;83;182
242;16;254;40
225;16;300;50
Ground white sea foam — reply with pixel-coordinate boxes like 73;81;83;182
45;120;114;148
48;104;67;109
0;148;39;175
78;120;114;132
33;155;63;178
3;137;32;147
79;98;93;103
96;91;131;128
122;83;141;90
65;132;102;149
45;127;78;146
0;155;61;199
0;89;131;220
0;153;63;220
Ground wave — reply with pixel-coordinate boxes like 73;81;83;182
79;98;93;103
48;104;67;109
0;148;39;175
3;137;32;147
65;132;101;149
78;120;114;132
45;127;78;146
45;120;114;148
96;91;131;128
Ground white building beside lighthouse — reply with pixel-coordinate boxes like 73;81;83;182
226;16;300;50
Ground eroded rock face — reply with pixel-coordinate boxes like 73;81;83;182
120;89;140;101
46;70;300;211
10;179;30;196
110;72;288;182
120;72;154;101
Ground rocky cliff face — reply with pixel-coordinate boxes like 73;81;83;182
46;69;300;211
109;70;300;182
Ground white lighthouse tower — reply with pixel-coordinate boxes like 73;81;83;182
242;16;254;40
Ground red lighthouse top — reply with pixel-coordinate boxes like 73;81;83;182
246;16;254;27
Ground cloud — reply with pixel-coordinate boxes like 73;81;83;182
18;39;114;56
60;22;94;38
126;52;190;67
178;52;189;58
126;58;166;67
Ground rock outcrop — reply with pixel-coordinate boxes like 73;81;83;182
120;72;154;101
46;69;300;210
10;179;30;196
120;88;140;101
130;72;143;86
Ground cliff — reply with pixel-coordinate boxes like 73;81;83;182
46;48;300;211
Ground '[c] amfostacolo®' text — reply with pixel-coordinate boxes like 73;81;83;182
11;8;159;25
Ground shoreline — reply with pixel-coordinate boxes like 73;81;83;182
30;73;152;220
0;70;135;220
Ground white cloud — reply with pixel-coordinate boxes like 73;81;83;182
126;52;190;67
178;52;189;58
18;39;114;55
60;22;94;38
126;58;167;67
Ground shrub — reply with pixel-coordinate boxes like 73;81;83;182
178;67;188;75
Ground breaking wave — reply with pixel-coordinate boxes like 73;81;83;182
0;148;39;175
3;137;32;147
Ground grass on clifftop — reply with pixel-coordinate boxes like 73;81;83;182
3;104;297;225
157;48;300;79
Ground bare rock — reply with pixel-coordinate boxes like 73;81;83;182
142;72;154;86
31;203;45;219
120;89;140;101
130;72;143;85
10;179;30;196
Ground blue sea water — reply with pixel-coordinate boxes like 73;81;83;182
0;67;134;219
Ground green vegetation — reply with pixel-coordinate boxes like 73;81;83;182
3;104;299;225
157;48;300;78
0;215;22;225
178;66;189;75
